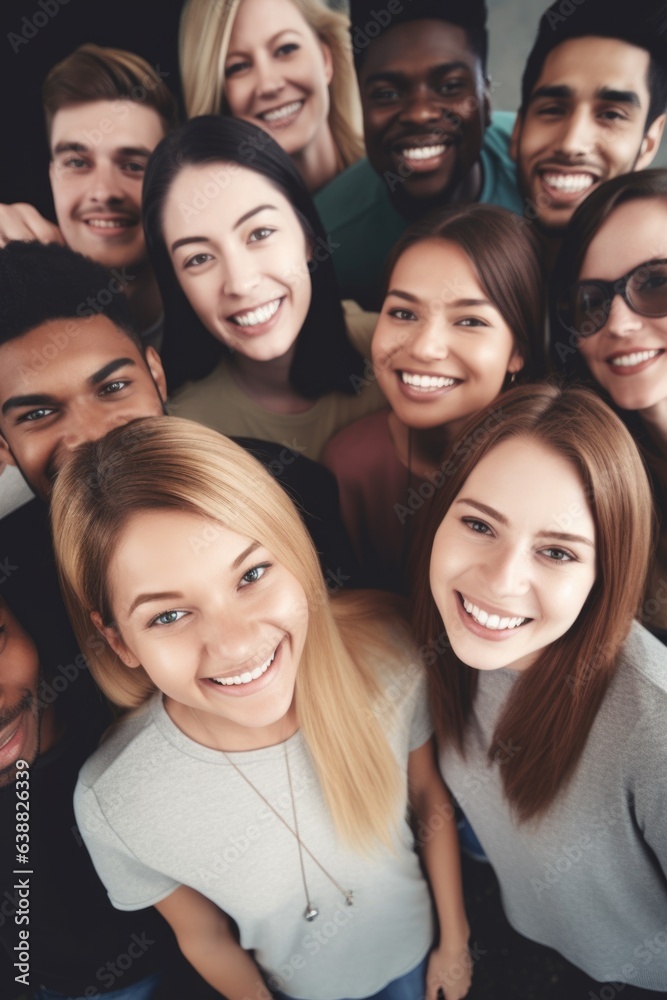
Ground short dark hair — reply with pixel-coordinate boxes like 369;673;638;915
43;43;180;141
0;241;141;350
142;115;366;396
349;0;488;76
520;0;667;129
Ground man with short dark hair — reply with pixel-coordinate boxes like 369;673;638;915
511;0;667;245
315;0;523;310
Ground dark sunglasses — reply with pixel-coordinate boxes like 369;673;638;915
558;258;667;338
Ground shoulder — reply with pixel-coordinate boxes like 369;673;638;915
322;409;391;471
315;158;388;230
615;621;667;698
480;111;522;213
77;696;160;791
486;110;517;144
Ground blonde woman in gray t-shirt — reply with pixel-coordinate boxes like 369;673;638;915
53;416;472;1000
413;383;667;995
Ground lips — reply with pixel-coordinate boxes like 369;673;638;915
257;100;304;128
228;297;283;329
80;214;139;234
208;646;277;686
460;594;529;631
390;134;456;173
399;370;458;391
604;348;664;376
202;639;283;697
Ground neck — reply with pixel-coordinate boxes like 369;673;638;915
388;412;456;477
231;348;314;414
124;265;163;333
390;162;483;223
39;703;61;756
291;124;341;194
166;697;299;752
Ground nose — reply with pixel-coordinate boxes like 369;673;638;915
88;160;125;204
399;85;443;126
601;293;643;339
482;542;530;600
221;249;261;297
201;611;273;671
553;106;596;158
56;405;130;467
254;53;286;99
407;315;448;362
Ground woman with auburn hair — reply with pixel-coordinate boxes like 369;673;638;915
179;0;363;193
53;416;472;1000
323;203;545;593
143;115;384;459
412;382;667;996
551;168;667;641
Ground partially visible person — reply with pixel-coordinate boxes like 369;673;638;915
179;0;363;193
315;0;524;310
511;0;667;265
551;168;667;641
323;204;544;592
144;115;386;458
412;382;667;997
0;44;179;347
55;416;473;1000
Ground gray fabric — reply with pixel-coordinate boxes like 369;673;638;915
75;652;434;1000
440;621;667;990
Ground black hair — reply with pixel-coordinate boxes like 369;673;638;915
142;115;365;396
520;0;667;129
0;241;141;350
349;0;488;75
549;168;667;382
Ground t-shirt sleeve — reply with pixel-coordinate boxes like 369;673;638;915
384;620;434;751
631;712;667;878
74;779;180;911
408;660;435;751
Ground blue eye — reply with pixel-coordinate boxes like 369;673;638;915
151;610;188;627
541;547;575;563
240;563;270;586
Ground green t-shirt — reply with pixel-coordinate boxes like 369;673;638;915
315;111;523;310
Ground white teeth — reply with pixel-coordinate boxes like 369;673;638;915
85;218;133;228
209;649;276;687
400;371;456;390
543;173;594;193
401;144;446;161
610;350;659;368
261;101;303;122
462;598;527;630
231;298;281;328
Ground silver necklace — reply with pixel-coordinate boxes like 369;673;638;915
224;742;354;921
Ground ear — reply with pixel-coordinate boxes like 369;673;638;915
507;347;525;375
636;113;666;170
0;433;17;469
482;78;492;130
145;346;168;404
319;40;334;87
90;611;141;669
509;112;523;164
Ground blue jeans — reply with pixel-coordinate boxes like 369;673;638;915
274;952;428;1000
34;971;161;1000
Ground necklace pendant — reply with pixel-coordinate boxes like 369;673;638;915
304;905;319;922
344;891;354;907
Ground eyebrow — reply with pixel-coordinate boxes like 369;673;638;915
52;141;152;157
364;61;472;87
385;291;492;309
530;84;641;108
226;28;303;58
170;205;278;253
128;591;184;616
1;358;137;415
455;499;594;547
232;540;260;569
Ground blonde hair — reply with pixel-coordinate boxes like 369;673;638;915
52;417;403;850
179;0;364;170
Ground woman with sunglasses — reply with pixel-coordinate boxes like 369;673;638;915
551;169;667;642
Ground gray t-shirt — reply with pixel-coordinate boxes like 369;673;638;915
440;621;667;991
75;650;434;999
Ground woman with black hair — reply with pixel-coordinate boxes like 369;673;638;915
143;115;384;460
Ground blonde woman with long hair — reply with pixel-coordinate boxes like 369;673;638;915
53;417;472;1000
179;0;364;192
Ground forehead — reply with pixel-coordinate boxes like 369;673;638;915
230;0;312;42
532;36;651;103
0;316;142;402
581;197;667;279
50;100;166;156
360;19;478;81
163;163;294;231
390;239;482;297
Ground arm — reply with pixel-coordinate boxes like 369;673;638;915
0;203;64;246
155;885;271;1000
408;738;471;1000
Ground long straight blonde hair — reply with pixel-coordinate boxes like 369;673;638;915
179;0;364;172
52;417;404;850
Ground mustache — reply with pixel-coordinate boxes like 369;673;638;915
0;691;34;732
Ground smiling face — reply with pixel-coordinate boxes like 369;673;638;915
576;197;667;420
0;316;167;501
49;101;166;271
0;599;41;788
102;510;308;750
359;19;488;203
372;239;522;437
163;163;312;363
512;37;664;234
224;0;334;160
430;436;597;672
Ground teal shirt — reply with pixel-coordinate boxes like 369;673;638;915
315;111;522;310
